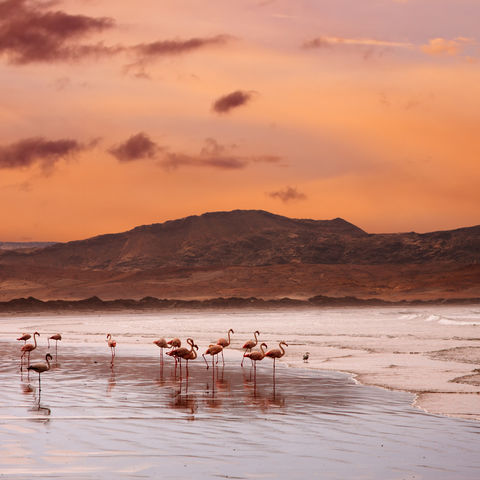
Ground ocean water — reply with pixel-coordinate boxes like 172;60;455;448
1;308;480;479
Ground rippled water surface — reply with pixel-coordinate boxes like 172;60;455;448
1;337;480;480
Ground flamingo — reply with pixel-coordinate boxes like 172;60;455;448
48;333;62;356
202;344;223;369
153;338;169;363
167;338;195;366
28;353;52;392
17;333;31;344
167;337;181;350
265;341;288;372
106;334;116;364
20;331;40;370
241;330;260;367
168;339;198;373
216;328;234;364
244;343;268;375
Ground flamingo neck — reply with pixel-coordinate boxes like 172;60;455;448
254;331;259;345
227;330;232;344
260;343;266;355
33;333;38;348
279;342;285;356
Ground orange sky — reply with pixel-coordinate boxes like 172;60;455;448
1;0;479;241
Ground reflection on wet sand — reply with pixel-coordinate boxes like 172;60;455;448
2;340;480;479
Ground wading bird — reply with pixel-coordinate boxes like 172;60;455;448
21;331;40;370
244;343;268;374
17;333;31;344
203;344;223;369
48;333;62;356
153;338;169;363
241;330;260;367
28;353;52;392
168;338;199;373
106;334;116;364
167;337;181;349
265;341;288;372
216;328;234;364
303;352;310;363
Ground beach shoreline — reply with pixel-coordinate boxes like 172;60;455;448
1;305;479;422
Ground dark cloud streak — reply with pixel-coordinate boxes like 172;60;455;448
212;90;255;114
0;0;115;64
0;137;86;173
108;132;161;162
108;135;281;171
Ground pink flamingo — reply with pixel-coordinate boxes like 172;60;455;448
167;337;181;350
265;341;288;372
216;328;234;365
244;343;268;375
168;339;198;373
153;338;169;363
202;344;223;369
48;333;62;356
21;331;40;370
241;330;260;367
106;334;116;364
17;333;31;344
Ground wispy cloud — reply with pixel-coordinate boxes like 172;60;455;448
0;0;116;64
0;137;87;174
108;135;281;171
303;36;413;50
0;1;232;67
268;186;307;203
421;37;475;56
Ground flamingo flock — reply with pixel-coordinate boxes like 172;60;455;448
15;328;295;394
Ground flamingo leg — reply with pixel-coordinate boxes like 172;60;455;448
202;354;209;369
221;350;225;366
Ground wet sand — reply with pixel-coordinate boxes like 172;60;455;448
3;305;480;420
1;332;480;478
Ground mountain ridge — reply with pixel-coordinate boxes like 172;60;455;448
0;210;478;302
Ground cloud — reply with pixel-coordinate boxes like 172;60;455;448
0;0;116;64
302;36;413;60
108;132;162;162
212;90;256;114
125;35;233;76
132;35;231;60
162;138;252;170
303;36;413;50
0;137;86;173
0;1;231;67
109;135;281;171
420;37;474;56
268;186;307;203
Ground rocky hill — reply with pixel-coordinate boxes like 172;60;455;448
0;210;478;302
0;210;478;270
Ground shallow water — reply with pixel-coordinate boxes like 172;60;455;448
1;338;480;480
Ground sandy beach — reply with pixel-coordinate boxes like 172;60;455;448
2;305;479;420
1;306;480;478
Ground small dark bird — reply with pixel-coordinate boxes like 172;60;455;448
303;352;310;363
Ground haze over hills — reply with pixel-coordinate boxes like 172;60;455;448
0;210;479;303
